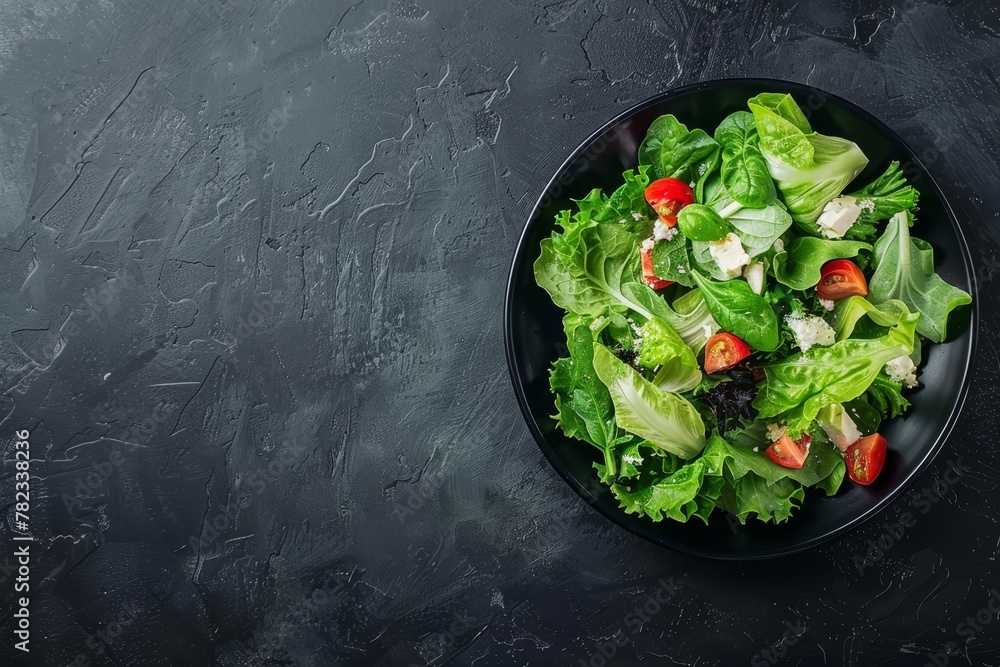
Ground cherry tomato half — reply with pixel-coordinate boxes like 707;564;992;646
703;332;751;374
845;433;887;485
817;259;868;300
645;178;694;226
766;433;812;470
640;242;673;290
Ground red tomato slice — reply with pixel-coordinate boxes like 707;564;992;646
640;243;673;290
703;332;751;374
817;259;868;300
845;433;887;485
766;433;812;470
645;178;694;225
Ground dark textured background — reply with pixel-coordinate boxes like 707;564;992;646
0;0;998;665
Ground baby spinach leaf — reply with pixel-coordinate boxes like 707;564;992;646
638;114;720;199
723;203;793;257
677;204;731;241
691;270;780;351
714;111;777;208
650;234;696;287
772;237;871;290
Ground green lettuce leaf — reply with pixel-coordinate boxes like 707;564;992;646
622;284;718;351
748;93;869;227
611;434;843;525
869;211;972;343
828;295;913;341
718;472;805;525
592;344;707;459
638;317;703;392
753;310;919;433
611;455;724;523
535;223;653;319
865;373;912;419
845;161;920;242
550;315;630;480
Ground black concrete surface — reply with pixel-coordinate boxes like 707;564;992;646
0;0;998;665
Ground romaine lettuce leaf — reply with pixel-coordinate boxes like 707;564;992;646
592;344;707;459
748;93;869;227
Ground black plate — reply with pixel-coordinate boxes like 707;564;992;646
504;78;976;559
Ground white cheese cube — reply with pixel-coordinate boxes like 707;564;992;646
819;404;862;451
743;261;765;294
709;233;751;279
817;196;862;239
885;355;919;388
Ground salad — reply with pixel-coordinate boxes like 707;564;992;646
533;93;972;525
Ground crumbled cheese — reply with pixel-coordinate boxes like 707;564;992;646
816;196;862;239
858;198;876;213
631;211;644;221
773;238;785;254
641;238;655;253
618;218;628;224
743;261;765;294
885;355;919;388
819;298;835;311
785;313;836;351
709;233;751;278
752;447;759;453
622;451;643;465
766;423;787;442
653;220;677;241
